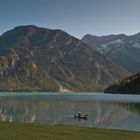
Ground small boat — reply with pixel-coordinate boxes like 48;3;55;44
74;112;88;120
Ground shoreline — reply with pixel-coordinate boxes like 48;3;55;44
0;122;140;140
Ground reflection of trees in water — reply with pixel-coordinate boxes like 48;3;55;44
0;98;83;123
119;103;140;116
0;98;38;122
0;96;140;130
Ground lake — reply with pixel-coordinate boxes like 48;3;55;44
0;92;140;131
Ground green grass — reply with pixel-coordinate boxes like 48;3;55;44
0;122;140;140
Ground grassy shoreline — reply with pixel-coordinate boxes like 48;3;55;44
0;122;140;140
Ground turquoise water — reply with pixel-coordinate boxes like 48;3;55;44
0;92;101;96
0;92;140;131
0;92;140;102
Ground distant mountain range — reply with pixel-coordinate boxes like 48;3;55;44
82;33;140;72
0;25;129;92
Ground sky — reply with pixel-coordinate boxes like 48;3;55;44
0;0;140;38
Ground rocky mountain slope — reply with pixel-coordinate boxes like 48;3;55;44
0;25;129;91
82;33;140;72
104;72;140;94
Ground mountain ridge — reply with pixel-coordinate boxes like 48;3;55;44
82;33;140;72
0;25;129;92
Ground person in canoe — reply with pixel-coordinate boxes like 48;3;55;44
74;112;88;120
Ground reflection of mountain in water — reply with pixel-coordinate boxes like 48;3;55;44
0;96;140;131
120;103;140;116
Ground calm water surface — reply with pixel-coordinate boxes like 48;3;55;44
0;92;140;131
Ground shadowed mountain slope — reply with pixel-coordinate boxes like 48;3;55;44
0;25;129;91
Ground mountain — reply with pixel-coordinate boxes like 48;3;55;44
104;72;140;94
82;33;140;72
0;25;129;92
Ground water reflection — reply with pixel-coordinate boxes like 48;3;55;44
120;103;140;116
0;95;140;131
